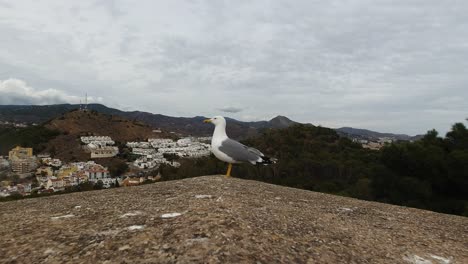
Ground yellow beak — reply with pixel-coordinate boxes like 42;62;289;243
203;119;212;123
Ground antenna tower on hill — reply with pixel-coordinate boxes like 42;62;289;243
80;94;89;112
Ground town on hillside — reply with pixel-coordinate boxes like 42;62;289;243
351;137;395;150
0;135;211;198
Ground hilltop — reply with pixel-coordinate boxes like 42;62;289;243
41;110;167;162
0;109;160;159
268;115;297;128
44;110;160;143
0;176;466;263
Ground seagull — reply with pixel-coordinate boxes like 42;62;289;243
204;116;276;177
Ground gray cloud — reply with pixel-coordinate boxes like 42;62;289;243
0;1;467;135
218;107;243;113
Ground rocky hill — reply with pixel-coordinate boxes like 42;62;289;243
267;115;297;128
1;176;466;263
44;110;160;143
42;110;167;162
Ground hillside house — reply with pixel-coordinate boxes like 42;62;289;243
9;146;33;159
10;156;38;174
46;178;65;192
85;165;109;181
81;136;115;146
41;158;62;167
132;148;157;156
90;147;119;158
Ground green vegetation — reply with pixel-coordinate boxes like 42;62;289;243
374;123;468;215
108;160;129;176
163;153;180;162
0;126;60;155
161;121;468;216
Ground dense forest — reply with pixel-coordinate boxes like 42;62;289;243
161;121;468;216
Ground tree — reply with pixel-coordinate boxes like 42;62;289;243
11;174;20;184
108;160;129;176
50;146;56;157
93;180;103;190
446;123;468;150
374;121;468;215
163;153;179;162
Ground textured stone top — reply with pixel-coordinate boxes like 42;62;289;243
1;176;467;264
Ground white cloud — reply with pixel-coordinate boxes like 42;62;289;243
0;78;101;105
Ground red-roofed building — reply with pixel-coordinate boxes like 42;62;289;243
84;165;109;181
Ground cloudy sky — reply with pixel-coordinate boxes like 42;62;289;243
0;0;467;135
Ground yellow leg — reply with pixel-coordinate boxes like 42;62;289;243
225;163;232;177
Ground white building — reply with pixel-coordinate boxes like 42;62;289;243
85;164;109;181
46;178;65;192
37;153;51;159
0;157;9;169
10;156;38;174
62;176;79;187
127;142;151;148
177;138;192;146
41;157;62;167
90;146;119;158
134;155;159;169
148;138;173;144
149;139;177;149
71;161;95;170
126;137;210;169
101;178;116;188
0;188;10;197
81;136;118;158
81;136;115;145
132;148;157;156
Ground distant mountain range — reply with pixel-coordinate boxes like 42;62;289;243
0;104;419;140
335;127;423;141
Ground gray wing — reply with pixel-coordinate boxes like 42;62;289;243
219;138;264;163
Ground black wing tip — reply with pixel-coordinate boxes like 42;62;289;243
258;156;278;165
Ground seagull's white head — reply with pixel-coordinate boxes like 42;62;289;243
203;116;226;126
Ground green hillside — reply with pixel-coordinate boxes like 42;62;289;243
0;126;60;155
